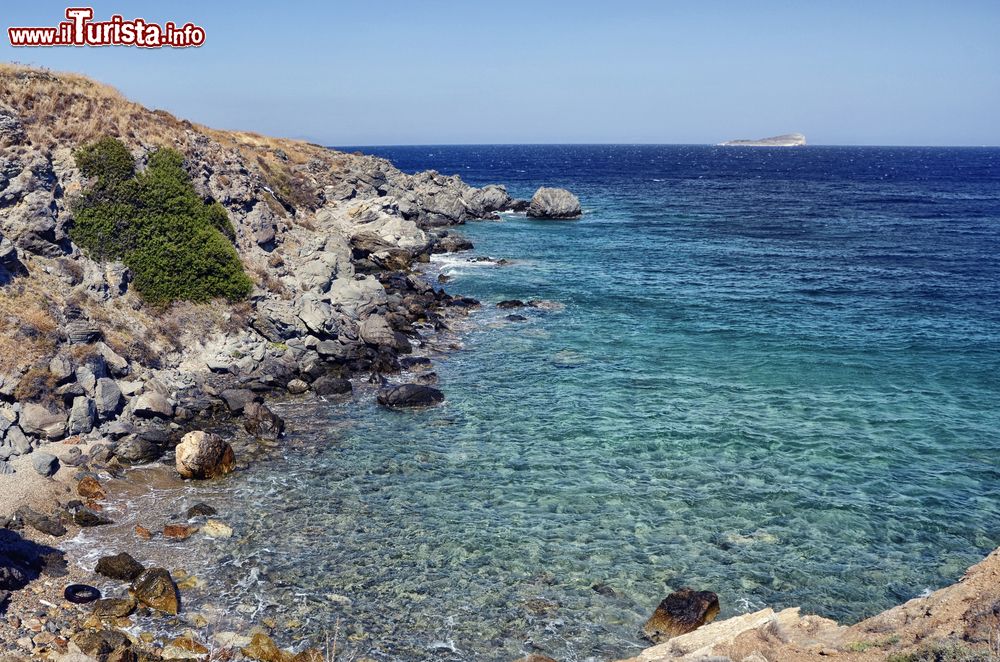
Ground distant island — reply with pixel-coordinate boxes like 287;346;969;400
719;132;807;147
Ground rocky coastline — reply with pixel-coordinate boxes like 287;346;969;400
0;63;584;660
1;64;998;662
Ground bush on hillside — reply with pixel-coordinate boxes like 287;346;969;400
70;137;250;304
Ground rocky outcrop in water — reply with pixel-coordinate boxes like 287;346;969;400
526;187;582;219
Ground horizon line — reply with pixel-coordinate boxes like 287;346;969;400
329;142;1000;149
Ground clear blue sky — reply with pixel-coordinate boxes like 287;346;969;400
2;0;999;145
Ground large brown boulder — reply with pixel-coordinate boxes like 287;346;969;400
175;431;235;479
642;587;720;643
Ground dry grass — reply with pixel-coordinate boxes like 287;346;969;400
0;276;59;377
0;62;189;150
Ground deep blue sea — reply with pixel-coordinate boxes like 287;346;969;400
72;146;1000;661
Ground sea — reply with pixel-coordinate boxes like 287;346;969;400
68;145;1000;661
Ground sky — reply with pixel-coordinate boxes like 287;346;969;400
1;1;999;146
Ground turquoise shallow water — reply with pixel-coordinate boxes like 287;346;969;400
73;146;1000;660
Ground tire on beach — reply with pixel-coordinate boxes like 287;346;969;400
64;584;101;604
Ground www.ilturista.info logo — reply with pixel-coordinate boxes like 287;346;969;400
8;7;205;48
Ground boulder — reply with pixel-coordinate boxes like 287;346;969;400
175;431;235;480
219;388;258;414
94;378;124;421
95;553;145;582
642;587;720;643
31;452;59;477
132;391;174;419
131;567;180;614
77;476;106;500
377;384;445;409
526;187;582;219
113;435;162;464
286;379;309;395
67;396;96;435
19;403;66;439
91;596;137;620
243;401;284;441
311;375;352;396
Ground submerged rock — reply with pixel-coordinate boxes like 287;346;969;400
377;383;445;409
95;552;145;581
74;507;113;527
131;567;180;614
243;401;285;441
175;430;235;479
642;587;720;643
526;187;582;219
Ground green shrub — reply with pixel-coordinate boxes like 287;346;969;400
70;138;251;305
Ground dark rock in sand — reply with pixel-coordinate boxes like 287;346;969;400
311;375;353;396
243;401;285;441
74;507;113;527
642;587;720;643
16;507;67;538
95;552;145;581
497;300;525;309
526;187;582;219
131;567;180;614
31;452;59;477
377;384;445;409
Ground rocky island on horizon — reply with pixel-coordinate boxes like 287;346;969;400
719;132;807;147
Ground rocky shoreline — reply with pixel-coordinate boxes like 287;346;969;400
0;63;585;660
2;64;997;662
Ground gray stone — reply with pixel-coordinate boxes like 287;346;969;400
31;452;59;477
286;379;309;395
19;403;66;439
94;378;123;421
113;436;161;464
218;388;257;414
5;426;30;455
132;392;174;419
67;396;96;435
48;355;74;382
97;342;129;377
0;460;13;475
526;187;582;219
